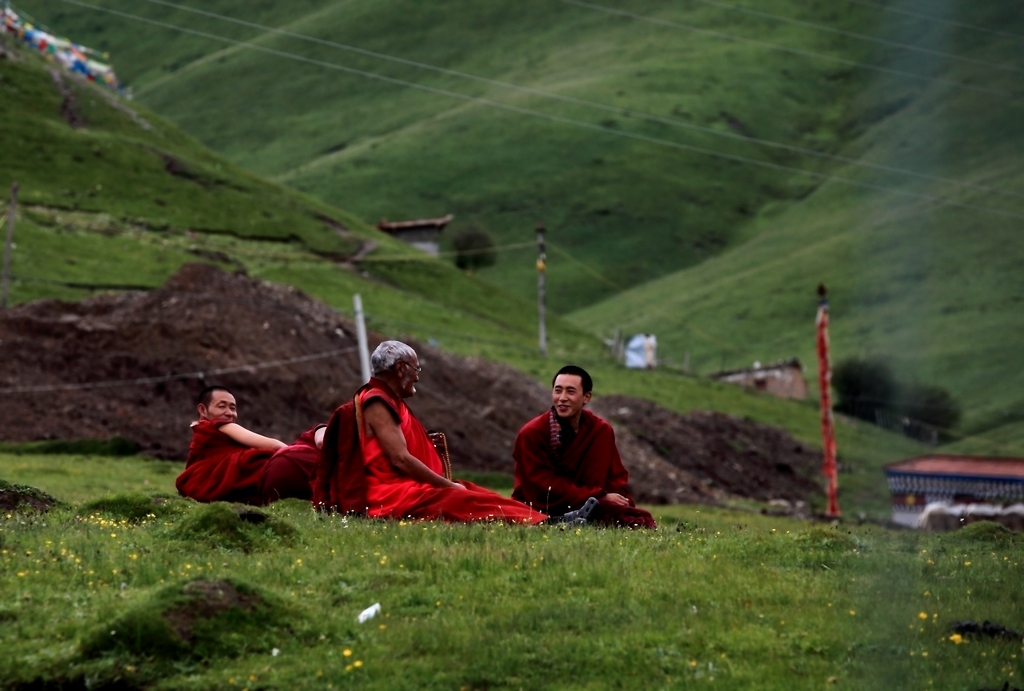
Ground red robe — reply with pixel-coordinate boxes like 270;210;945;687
258;424;325;504
177;419;274;505
314;379;547;524
512;408;656;529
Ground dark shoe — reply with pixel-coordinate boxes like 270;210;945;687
547;497;599;525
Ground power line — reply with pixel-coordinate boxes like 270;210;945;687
553;0;1024;103
843;0;1024;44
128;0;1024;202
0;346;357;394
687;0;1024;75
56;0;1024;223
546;241;624;290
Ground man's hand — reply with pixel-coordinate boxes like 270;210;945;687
450;482;467;490
602;492;631;507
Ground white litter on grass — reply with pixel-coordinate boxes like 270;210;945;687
357;602;381;623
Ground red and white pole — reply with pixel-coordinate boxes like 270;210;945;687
816;284;840;517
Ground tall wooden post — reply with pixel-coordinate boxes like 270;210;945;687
536;222;547;357
1;181;17;309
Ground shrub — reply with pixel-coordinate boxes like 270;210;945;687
897;382;962;430
832;357;961;432
832;357;897;423
451;227;497;270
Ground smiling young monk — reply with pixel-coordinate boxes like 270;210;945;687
176;386;287;505
512;365;657;529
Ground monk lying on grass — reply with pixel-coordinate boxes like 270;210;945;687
512;365;657;529
177;385;325;505
313;340;597;525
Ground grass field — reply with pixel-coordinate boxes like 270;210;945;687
2;453;1023;690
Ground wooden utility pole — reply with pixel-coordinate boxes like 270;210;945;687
1;181;17;309
536;222;547;357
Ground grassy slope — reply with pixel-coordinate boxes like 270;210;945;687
571;2;1024;453
0;34;600;359
17;0;875;313
2;454;1023;690
0;21;927;518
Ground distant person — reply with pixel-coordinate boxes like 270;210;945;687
643;334;657;369
512;365;657;529
177;385;287;504
313;340;597;525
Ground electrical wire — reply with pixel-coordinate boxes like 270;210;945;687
49;0;1024;224
126;0;1024;203
553;0;1024;102
686;0;1024;74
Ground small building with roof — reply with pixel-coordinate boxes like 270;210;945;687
376;214;453;256
885;455;1024;527
709;357;807;400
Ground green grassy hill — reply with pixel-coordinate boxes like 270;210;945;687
571;3;1024;453
0;26;601;364
14;0;1023;455
16;0;879;313
1;24;931;518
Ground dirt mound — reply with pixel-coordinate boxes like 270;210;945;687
165;580;261;641
0;480;62;513
0;264;823;508
591;396;823;509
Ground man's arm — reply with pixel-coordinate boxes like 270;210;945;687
219;423;287;451
363;402;464;490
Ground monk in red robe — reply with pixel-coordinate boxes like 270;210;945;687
258;423;328;504
177;386;288;505
313;341;597;525
513;365;657;529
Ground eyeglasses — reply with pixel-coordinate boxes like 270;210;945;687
400;361;422;373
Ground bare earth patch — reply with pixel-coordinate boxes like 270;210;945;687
163;580;260;642
0;263;824;509
0;481;61;513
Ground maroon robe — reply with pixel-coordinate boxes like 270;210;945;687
512;408;656;529
258;424;325;504
177;419;273;505
313;378;547;524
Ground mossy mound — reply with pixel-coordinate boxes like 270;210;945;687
78;492;186;523
0;480;63;514
939;520;1024;547
166;503;297;551
80;578;293;662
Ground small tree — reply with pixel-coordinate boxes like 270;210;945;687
451;228;497;271
897;382;962;431
832;357;897;423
